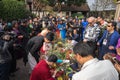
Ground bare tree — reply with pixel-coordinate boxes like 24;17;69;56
91;0;116;17
33;0;49;16
90;0;100;17
92;0;115;11
91;0;99;11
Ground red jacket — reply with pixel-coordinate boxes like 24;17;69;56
30;60;55;80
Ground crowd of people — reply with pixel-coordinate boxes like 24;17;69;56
1;14;120;80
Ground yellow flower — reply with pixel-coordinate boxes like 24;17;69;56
57;77;63;80
57;42;63;47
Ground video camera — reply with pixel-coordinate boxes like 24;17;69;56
0;31;17;41
104;53;120;65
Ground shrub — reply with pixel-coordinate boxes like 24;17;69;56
71;12;84;19
0;0;32;21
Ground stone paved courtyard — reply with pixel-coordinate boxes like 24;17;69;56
10;59;30;80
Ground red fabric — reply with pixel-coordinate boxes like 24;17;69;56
40;46;45;54
56;29;60;39
30;60;55;80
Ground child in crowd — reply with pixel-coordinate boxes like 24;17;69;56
67;36;78;47
42;42;52;55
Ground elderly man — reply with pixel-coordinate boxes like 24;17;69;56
72;41;119;80
83;17;100;43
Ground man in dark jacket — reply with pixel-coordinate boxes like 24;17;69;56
0;34;12;80
27;31;54;73
19;20;29;48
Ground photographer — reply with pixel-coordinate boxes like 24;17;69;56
9;21;25;74
103;53;120;80
0;34;13;80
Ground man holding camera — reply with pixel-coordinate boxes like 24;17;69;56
0;34;13;80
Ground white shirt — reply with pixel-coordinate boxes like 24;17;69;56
84;26;100;42
72;58;119;80
71;40;78;47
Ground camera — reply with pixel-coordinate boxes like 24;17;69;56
0;31;17;41
104;53;120;65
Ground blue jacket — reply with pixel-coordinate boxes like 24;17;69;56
57;23;66;40
98;30;119;48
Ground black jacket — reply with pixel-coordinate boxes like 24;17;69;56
0;39;12;64
26;35;44;62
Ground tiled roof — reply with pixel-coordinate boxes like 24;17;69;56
53;3;90;12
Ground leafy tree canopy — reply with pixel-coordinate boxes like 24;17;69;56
0;0;32;21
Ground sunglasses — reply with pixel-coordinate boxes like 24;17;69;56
89;22;92;24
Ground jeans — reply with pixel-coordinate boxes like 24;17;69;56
0;61;11;80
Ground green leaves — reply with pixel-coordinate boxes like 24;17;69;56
0;0;32;21
71;13;84;19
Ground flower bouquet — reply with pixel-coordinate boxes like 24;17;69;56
47;40;80;80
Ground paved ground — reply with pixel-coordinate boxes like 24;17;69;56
10;59;30;80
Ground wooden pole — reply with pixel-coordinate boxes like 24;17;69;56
114;1;120;21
